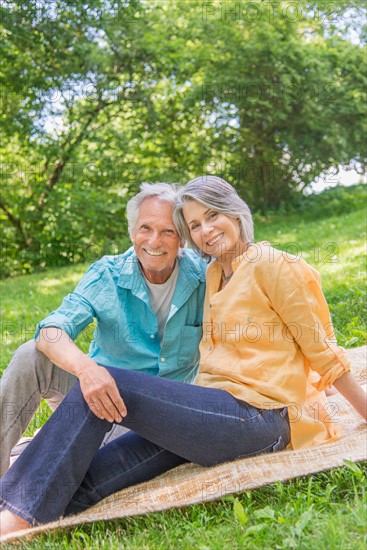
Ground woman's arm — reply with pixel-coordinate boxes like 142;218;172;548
333;371;366;420
261;252;366;421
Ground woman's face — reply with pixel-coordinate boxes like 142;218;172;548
182;200;243;263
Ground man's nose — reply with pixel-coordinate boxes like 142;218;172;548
148;232;162;247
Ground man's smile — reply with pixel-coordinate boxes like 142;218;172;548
143;248;167;256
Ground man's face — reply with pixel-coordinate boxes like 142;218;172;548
131;197;183;284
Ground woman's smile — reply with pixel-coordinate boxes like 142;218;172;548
206;232;224;246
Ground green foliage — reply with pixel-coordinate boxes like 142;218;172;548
1;1;367;276
291;183;367;219
233;497;247;525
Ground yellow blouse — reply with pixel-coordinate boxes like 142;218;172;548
195;242;351;449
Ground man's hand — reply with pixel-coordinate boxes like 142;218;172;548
36;328;127;423
78;362;127;423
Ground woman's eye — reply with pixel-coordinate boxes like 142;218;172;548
209;212;218;220
190;223;199;231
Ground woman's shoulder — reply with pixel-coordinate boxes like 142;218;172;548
242;241;320;285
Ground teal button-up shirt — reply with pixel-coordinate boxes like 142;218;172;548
35;247;206;382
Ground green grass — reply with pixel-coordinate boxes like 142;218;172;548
2;464;367;549
1;187;366;548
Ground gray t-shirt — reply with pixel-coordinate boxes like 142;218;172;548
144;261;179;342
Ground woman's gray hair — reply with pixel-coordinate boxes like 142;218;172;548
126;182;179;235
173;175;254;260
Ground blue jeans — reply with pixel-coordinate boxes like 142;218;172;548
0;367;290;525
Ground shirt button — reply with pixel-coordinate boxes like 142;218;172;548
208;346;212;351
209;304;212;308
150;335;155;339
247;317;253;323
161;357;165;362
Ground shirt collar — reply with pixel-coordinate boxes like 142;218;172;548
117;248;139;290
210;242;263;274
117;247;205;291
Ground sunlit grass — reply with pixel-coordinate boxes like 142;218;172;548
0;264;89;364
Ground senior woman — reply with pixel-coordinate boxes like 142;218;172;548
1;176;365;538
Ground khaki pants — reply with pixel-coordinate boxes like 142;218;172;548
0;340;127;477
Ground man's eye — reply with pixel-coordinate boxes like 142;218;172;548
209;212;218;220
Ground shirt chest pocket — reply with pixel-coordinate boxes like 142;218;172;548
177;325;203;367
222;313;283;350
213;314;274;383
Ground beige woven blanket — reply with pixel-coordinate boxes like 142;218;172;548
4;346;367;542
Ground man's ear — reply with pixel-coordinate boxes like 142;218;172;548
179;240;185;249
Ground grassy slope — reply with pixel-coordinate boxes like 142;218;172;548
1;191;366;549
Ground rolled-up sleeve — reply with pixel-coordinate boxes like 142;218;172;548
34;264;103;341
269;257;351;390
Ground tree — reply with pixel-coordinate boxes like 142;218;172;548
1;0;366;276
168;0;367;209
0;1;165;275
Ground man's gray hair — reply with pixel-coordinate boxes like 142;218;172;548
174;175;254;260
126;182;179;235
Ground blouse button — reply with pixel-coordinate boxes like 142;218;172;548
208;346;212;351
161;357;165;362
247;317;253;323
150;334;155;339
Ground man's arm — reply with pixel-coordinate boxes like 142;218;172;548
36;328;126;422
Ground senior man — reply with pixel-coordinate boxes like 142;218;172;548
0;183;206;476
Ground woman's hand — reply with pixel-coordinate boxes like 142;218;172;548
333;371;367;421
